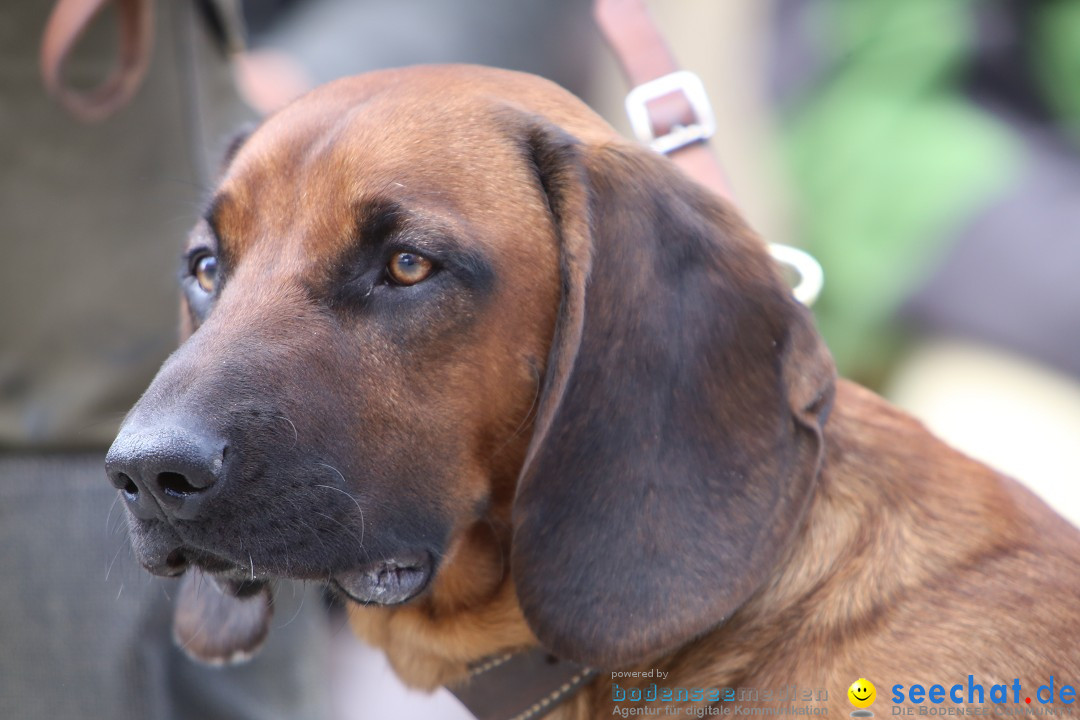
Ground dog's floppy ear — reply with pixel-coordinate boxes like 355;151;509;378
511;128;836;669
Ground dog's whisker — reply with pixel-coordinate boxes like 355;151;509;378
275;526;293;576
276;414;298;449
104;544;125;583
291;514;337;561
491;362;542;459
314;462;346;486
105;493;123;535
313;476;366;548
481;516;508;586
312;510;365;550
277;587;306;631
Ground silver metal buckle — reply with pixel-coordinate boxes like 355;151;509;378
625;70;717;155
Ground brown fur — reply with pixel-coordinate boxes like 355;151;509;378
113;65;1080;718
575;381;1080;717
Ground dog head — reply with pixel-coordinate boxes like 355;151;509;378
106;65;835;671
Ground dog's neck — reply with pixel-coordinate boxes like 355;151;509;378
573;381;1018;701
348;381;1017;714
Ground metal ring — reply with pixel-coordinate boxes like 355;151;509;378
768;244;824;307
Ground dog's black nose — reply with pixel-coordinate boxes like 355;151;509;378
106;423;226;521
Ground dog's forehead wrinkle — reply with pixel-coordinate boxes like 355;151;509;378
222;93;579;280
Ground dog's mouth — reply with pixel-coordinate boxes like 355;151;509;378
156;545;433;606
329;550;434;605
152;546;270;585
164;545;432;665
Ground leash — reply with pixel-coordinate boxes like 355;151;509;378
594;0;824;307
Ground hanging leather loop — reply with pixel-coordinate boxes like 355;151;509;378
40;0;154;122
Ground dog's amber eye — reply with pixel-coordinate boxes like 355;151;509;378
386;252;433;286
193;253;218;294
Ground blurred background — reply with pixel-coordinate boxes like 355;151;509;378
2;0;1078;718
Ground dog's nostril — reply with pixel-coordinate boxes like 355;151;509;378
117;472;139;497
158;472;201;497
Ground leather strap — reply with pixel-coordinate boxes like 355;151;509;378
593;0;732;200
40;0;154;122
449;648;597;720
593;0;825;305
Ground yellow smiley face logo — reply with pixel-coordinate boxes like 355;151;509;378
848;678;876;708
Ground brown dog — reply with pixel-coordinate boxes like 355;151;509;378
106;65;1080;718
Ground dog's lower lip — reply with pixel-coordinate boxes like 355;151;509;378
166;548;268;591
206;572;270;598
198;561;276;600
332;552;432;605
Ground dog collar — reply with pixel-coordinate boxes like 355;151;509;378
448;648;597;720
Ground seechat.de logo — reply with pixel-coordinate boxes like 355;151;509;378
891;676;1078;708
